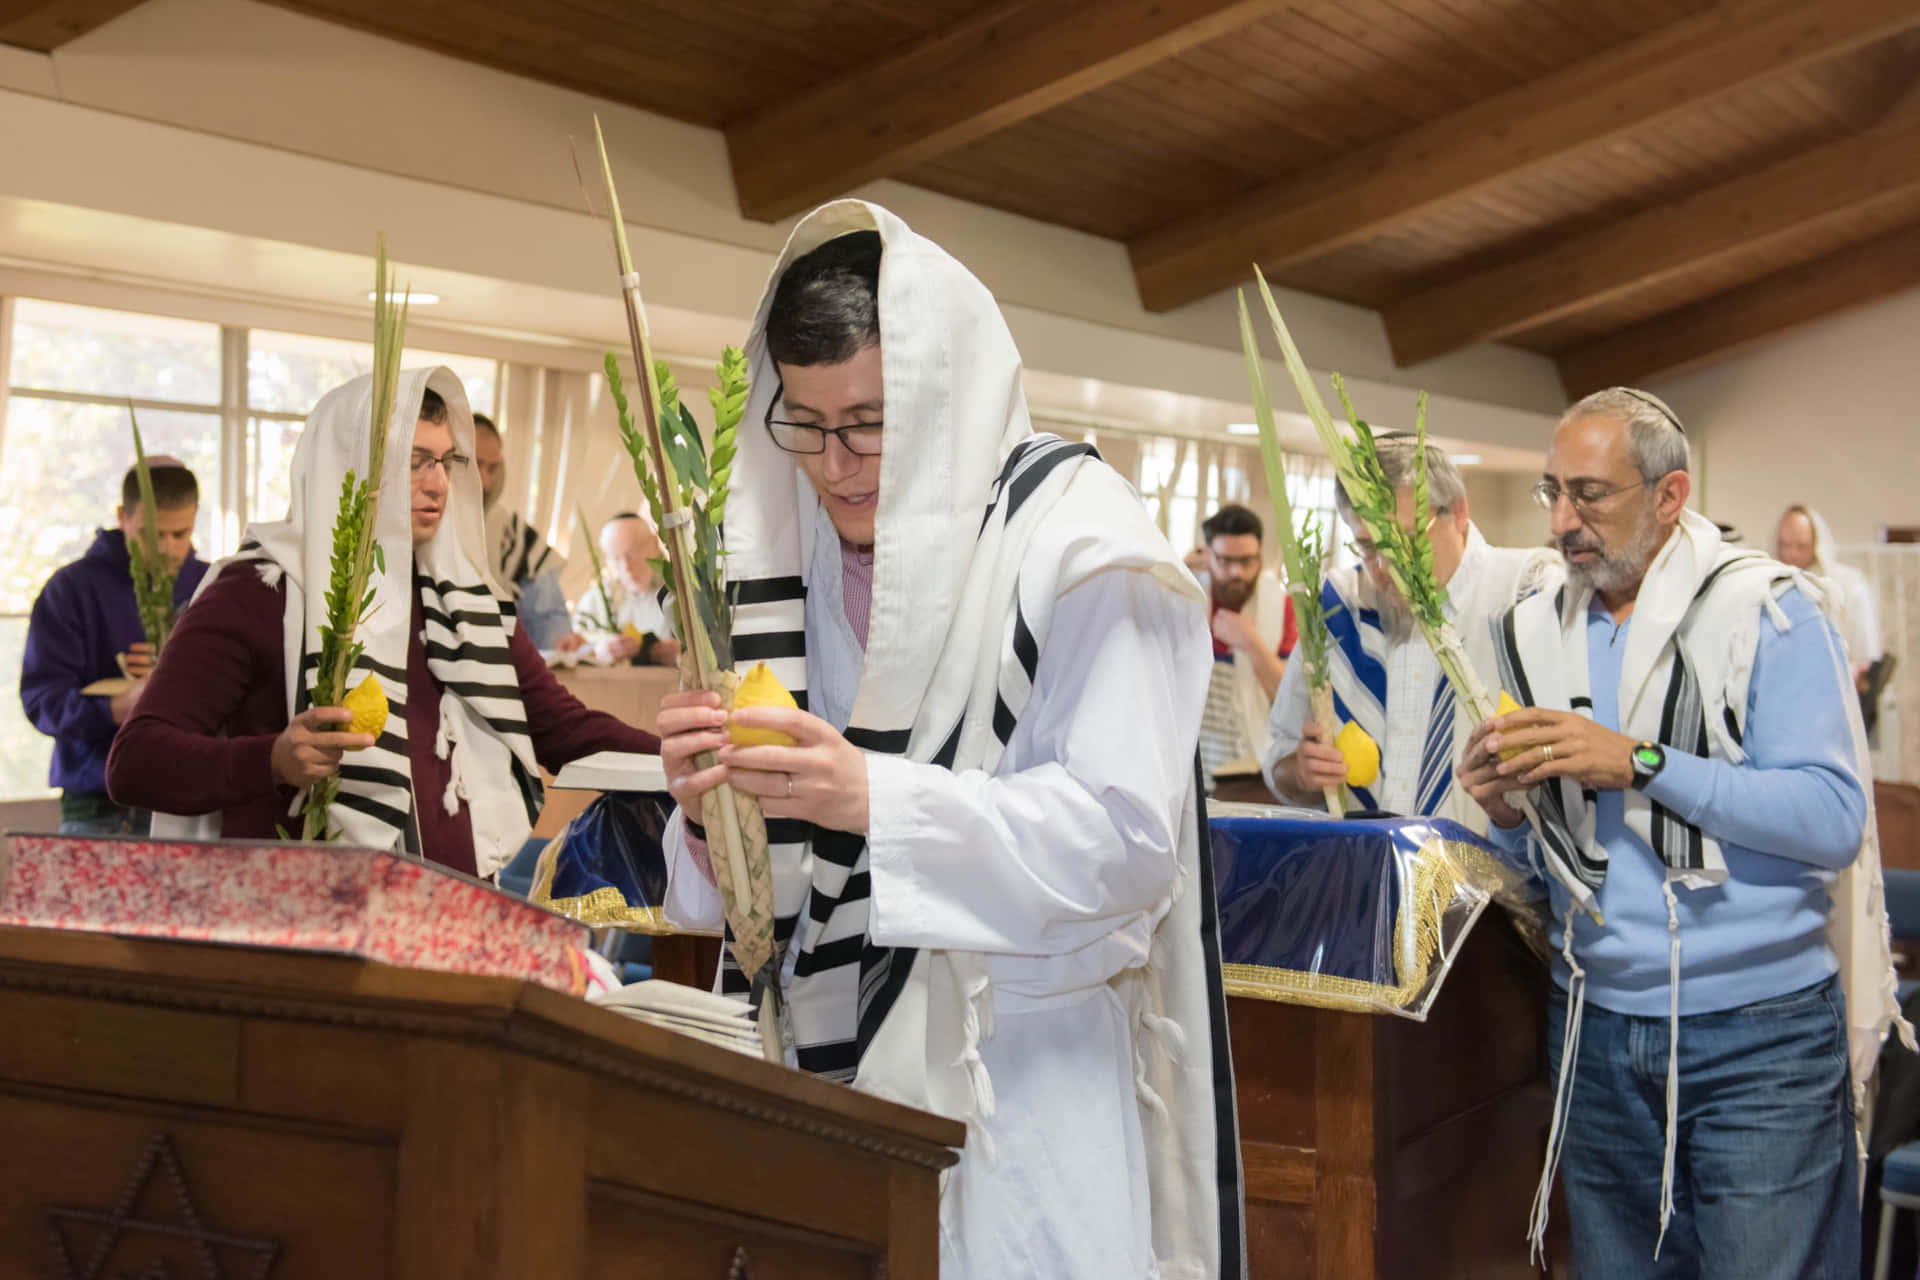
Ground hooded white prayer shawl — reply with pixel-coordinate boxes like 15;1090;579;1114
151;368;542;877
661;201;1246;1279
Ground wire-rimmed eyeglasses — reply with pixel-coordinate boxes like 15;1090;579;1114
1531;477;1649;517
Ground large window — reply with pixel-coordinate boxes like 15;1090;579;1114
1;297;498;798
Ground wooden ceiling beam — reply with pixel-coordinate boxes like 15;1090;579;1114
724;0;1284;223
1555;223;1920;397
1384;87;1920;367
1128;0;1920;313
0;0;141;50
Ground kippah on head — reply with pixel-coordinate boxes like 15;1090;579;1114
766;230;882;367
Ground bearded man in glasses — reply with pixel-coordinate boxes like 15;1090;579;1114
1455;387;1899;1277
1262;435;1558;833
109;375;656;877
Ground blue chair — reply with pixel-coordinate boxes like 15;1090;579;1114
495;836;551;900
1875;1144;1920;1280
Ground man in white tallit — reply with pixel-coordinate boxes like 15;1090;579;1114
1456;387;1907;1276
1262;437;1558;834
654;206;1245;1279
108;371;654;877
1193;503;1294;790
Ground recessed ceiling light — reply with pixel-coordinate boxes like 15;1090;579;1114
367;290;441;305
1453;453;1483;465
1227;422;1261;436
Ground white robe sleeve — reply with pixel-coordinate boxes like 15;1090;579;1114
863;566;1211;959
659;807;725;931
1259;640;1311;794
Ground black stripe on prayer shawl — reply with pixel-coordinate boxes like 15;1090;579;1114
422;603;513;632
794;934;866;978
930;721;962;770
482;717;533;739
1495;606;1605;886
435;678;527;702
857;937;918;1059
809;872;871;924
845;726;913;754
334;788;413;831
422;576;502;602
734;630;808;662
1191;756;1249;1280
796;1040;859;1080
992;694;1017;745
1651;653;1709;871
812;830;866;869
730;575;807;606
300;651;408;686
338;763;411;792
1571;696;1594;712
1724;705;1744;747
975;438;1097;533
765;817;815;845
424;641;514;666
1013;603;1040;683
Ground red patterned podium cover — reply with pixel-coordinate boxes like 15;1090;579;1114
0;834;592;995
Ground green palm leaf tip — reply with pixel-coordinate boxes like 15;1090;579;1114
125;405;178;653
301;235;409;842
577;504;616;632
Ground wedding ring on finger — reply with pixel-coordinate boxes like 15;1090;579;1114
785;773;795;799
1542;744;1554;763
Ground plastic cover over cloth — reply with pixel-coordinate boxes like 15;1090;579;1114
528;791;701;933
1209;803;1529;1020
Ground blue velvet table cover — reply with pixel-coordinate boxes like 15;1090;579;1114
1210;811;1507;1019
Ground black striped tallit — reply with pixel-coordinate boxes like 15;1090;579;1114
716;436;1096;1082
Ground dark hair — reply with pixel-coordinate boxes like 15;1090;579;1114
121;464;198;511
419;387;450;426
472;411;498;439
766;231;881;367
1202;504;1263;545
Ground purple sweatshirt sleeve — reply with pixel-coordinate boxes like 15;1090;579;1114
20;571;119;748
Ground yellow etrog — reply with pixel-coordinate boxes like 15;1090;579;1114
1334;720;1380;788
1495;690;1527;760
729;662;799;748
342;674;388;744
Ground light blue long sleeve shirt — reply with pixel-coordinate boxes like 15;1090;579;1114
1490;584;1866;1016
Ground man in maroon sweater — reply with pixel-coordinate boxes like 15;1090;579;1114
109;369;656;877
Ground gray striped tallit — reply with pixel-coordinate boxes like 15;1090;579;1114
486;504;560;598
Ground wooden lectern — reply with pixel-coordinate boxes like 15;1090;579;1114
0;925;960;1279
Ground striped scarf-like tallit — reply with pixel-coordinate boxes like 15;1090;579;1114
716;435;1096;1079
159;367;542;876
1492;537;1779;909
486;504;559;598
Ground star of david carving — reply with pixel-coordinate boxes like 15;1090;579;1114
44;1133;280;1280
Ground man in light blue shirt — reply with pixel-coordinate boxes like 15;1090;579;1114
1457;387;1870;1277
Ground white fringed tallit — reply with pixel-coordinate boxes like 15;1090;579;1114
1495;508;1911;1256
701;200;1246;1279
152;369;541;877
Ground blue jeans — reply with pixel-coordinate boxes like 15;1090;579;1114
57;808;146;836
1548;975;1857;1279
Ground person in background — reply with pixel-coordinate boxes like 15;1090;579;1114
108;375;655;879
20;458;207;835
1458;387;1890;1277
572;512;680;668
1777;503;1882;689
1264;437;1557;832
1193;503;1295;788
472;412;581;653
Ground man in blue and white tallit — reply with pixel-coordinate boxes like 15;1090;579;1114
1456;388;1908;1276
654;204;1245;1279
1261;437;1558;833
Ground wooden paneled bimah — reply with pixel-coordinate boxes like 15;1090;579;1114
0;925;960;1279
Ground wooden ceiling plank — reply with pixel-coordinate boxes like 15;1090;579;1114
1128;0;1920;312
1383;91;1920;365
0;0;140;50
1555;223;1920;394
724;0;1285;222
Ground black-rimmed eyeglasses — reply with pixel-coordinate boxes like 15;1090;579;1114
763;382;884;456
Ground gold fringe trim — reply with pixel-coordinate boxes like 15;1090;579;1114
535;886;689;933
1221;833;1487;1014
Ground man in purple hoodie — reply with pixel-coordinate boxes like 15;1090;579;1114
20;459;207;834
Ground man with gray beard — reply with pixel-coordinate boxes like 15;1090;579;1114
1456;388;1901;1276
